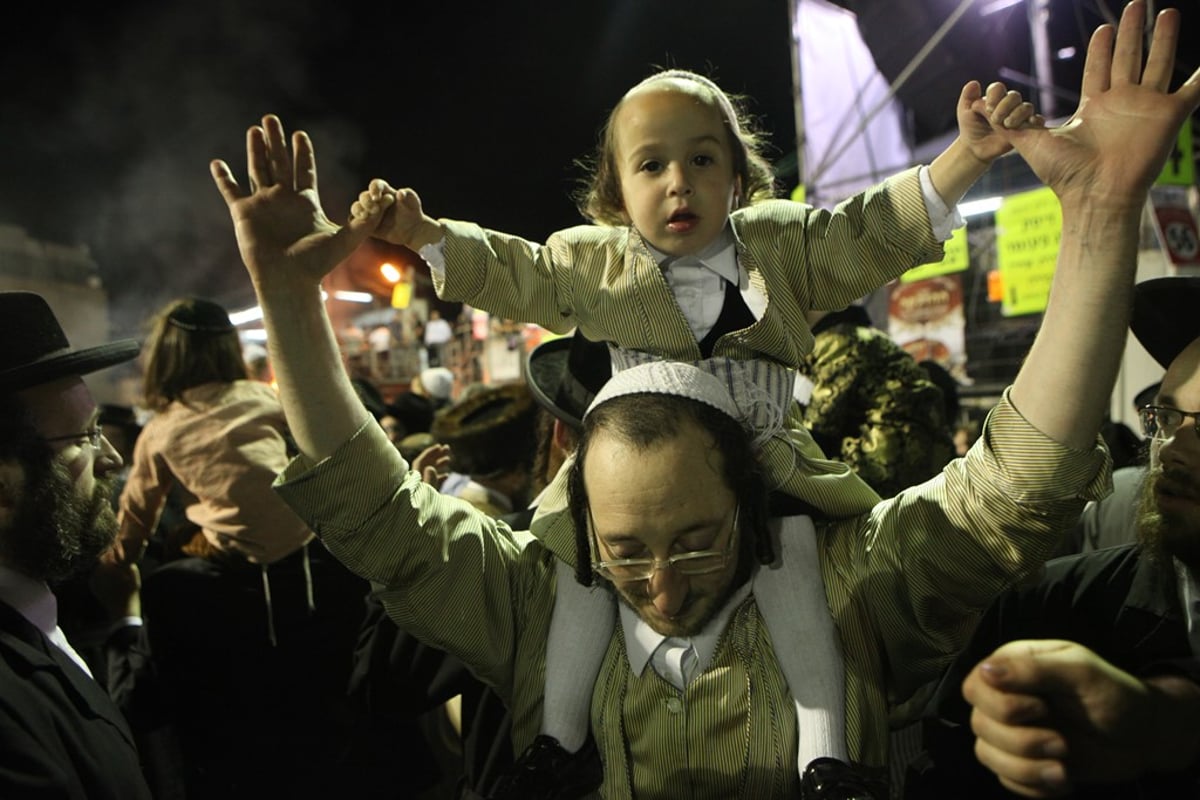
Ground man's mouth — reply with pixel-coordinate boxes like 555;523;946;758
1156;473;1200;506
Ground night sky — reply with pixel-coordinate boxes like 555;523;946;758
3;0;1197;339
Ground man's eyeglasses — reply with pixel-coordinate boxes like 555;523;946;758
1138;405;1200;440
42;425;105;449
590;504;739;583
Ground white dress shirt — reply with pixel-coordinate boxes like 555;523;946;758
0;564;93;677
1175;559;1200;657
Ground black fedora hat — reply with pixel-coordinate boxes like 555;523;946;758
0;292;140;392
525;333;612;432
1131;277;1200;370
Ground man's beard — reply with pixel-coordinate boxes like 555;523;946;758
1136;464;1200;572
1;460;118;583
610;566;748;638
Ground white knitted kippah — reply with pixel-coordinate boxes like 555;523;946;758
584;360;741;422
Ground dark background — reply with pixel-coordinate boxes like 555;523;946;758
2;0;1196;338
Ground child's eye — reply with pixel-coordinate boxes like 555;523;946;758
639;160;662;173
692;154;715;167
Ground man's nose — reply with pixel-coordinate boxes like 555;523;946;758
647;565;688;617
95;434;123;473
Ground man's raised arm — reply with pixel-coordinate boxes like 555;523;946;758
1004;1;1199;449
211;115;384;460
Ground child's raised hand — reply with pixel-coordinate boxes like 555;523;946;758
958;80;1045;164
352;179;397;219
351;178;443;250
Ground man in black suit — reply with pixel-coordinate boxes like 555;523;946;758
0;291;151;799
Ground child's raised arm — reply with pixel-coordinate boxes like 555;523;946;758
927;81;1044;208
352;179;445;251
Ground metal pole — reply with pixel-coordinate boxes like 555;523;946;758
1028;0;1056;119
788;0;808;196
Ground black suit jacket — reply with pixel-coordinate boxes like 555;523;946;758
911;545;1200;799
0;600;151;799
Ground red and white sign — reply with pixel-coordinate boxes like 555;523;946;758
1150;190;1200;269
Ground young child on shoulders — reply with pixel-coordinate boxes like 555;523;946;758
353;67;1038;547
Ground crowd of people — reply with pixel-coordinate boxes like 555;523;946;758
1;3;1199;798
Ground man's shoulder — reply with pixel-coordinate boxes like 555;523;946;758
0;599;39;648
1043;542;1144;582
1001;543;1149;619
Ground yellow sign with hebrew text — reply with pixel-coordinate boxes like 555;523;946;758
996;187;1062;317
901;225;969;283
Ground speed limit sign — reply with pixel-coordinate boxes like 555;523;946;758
1166;219;1200;262
1153;202;1200;268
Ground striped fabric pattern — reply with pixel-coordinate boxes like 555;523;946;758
275;389;1111;798
436;166;942;372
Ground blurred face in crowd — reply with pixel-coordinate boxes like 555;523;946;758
1140;338;1200;574
379;415;405;446
0;378;123;581
583;419;741;637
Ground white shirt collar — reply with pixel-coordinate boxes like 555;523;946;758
0;564;57;636
644;226;740;285
620;578;753;678
1174;558;1200;657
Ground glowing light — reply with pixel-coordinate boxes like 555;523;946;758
961;196;1003;218
980;0;1022;16
332;290;373;303
229;306;263;326
380;262;401;283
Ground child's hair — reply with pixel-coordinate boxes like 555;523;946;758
141;297;247;412
574;68;777;227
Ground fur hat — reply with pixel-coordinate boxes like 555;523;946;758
1131;277;1200;369
432;382;538;476
0;291;140;391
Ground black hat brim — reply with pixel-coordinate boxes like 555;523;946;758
0;340;141;392
1131;277;1200;370
526;337;581;430
526;334;612;431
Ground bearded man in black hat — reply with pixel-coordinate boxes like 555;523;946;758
0;291;151;799
915;276;1200;797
